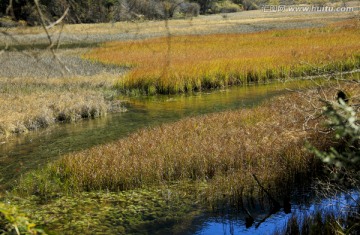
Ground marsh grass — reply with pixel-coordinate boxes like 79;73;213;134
0;73;123;139
85;20;360;94
17;84;360;203
3;9;355;44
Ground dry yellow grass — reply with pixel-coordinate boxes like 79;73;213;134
0;91;107;136
0;73;122;139
85;20;360;94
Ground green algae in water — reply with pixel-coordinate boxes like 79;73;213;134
5;182;208;234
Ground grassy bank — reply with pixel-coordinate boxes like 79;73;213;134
0;82;121;140
85;20;360;94
0;50;126;140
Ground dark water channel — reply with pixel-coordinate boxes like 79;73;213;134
0;80;357;234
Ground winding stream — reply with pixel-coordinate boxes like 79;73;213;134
1;82;297;187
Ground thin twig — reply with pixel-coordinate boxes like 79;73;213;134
46;7;70;30
33;0;70;74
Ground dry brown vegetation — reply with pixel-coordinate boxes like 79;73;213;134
18;82;360;201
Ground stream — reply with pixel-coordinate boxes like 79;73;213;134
0;82;293;187
0;80;357;234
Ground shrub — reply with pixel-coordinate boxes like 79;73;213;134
311;97;360;172
178;2;200;17
210;0;242;13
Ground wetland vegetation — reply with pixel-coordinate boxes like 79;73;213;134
86;20;360;94
1;5;360;235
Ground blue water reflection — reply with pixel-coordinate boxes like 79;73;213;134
194;191;359;235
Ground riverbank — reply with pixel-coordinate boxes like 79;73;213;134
18;83;360;196
0;49;128;140
1;8;359;235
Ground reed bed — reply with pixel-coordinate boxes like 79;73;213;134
0;91;108;137
85;20;360;94
18;83;360;201
0;73;123;139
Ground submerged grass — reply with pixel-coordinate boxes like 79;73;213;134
85;20;360;94
7;183;206;234
17;83;360;202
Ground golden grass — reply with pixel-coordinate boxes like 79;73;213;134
0;73;122;139
85;20;360;94
18;83;360;201
0;91;107;136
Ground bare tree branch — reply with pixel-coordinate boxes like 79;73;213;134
46;7;70;30
33;0;70;74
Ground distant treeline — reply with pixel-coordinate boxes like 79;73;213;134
0;0;253;25
0;0;346;25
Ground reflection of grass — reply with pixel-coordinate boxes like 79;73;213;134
85;20;360;94
275;208;360;235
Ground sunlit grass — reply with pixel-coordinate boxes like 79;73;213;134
0;73;123;139
18;83;360;201
85;20;360;94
